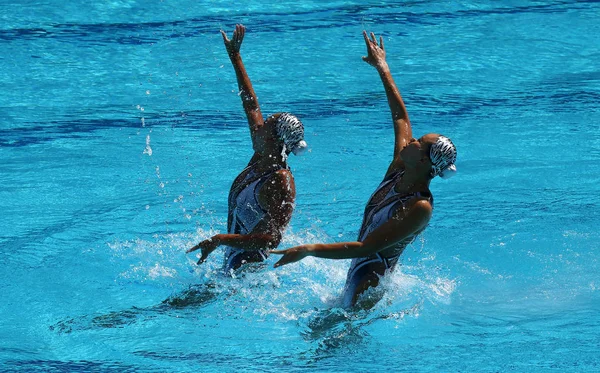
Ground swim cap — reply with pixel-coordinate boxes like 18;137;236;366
430;136;457;179
275;113;307;155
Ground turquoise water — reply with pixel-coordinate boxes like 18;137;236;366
1;1;599;371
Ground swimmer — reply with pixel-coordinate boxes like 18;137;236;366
271;31;457;308
187;24;307;274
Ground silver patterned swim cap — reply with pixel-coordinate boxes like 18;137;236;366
430;135;457;179
275;113;307;155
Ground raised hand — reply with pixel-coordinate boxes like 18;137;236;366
221;24;246;56
361;30;386;68
187;236;221;265
270;245;310;268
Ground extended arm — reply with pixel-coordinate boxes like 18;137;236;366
221;25;264;140
272;199;432;267
362;31;412;159
188;170;295;264
186;232;278;264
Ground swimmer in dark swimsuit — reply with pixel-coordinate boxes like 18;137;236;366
271;31;457;309
187;24;307;274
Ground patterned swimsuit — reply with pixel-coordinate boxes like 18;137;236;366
342;169;433;306
222;161;285;273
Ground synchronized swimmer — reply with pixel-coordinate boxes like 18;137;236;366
188;26;457;309
271;31;457;308
187;25;307;274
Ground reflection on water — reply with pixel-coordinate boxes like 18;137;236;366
50;262;277;334
299;300;422;361
51;282;225;333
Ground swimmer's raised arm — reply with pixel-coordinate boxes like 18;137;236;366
271;199;432;267
221;24;264;143
362;31;412;159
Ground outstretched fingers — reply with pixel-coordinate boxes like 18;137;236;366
361;30;387;67
273;255;291;268
234;24;245;43
186;244;200;254
270;246;309;268
233;25;240;42
269;249;291;268
220;30;229;43
362;31;372;62
197;254;208;265
221;24;246;55
362;30;370;47
363;30;384;49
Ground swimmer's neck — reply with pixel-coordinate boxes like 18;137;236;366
397;167;431;193
251;150;288;168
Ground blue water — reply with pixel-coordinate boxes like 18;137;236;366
1;1;599;372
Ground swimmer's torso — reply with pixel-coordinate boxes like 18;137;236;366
342;169;433;306
357;169;433;259
223;158;288;271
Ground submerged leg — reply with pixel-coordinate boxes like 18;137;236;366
223;247;269;274
51;283;223;333
161;283;220;308
342;260;388;309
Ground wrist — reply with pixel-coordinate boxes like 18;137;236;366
212;234;223;246
376;62;390;73
228;51;241;60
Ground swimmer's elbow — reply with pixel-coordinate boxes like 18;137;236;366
263;232;282;249
353;241;380;257
242;232;282;251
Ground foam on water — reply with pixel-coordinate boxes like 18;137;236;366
74;226;457;336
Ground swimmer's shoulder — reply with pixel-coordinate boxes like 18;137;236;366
400;198;433;224
385;158;406;178
269;168;295;190
259;168;296;203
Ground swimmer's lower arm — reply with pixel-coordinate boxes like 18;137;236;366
307;241;372;259
376;64;409;122
229;55;259;105
215;233;278;251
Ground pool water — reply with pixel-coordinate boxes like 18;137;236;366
1;1;599;372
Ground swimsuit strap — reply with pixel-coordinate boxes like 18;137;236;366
362;170;404;213
228;162;287;234
228;162;285;208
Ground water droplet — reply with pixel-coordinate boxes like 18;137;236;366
143;135;153;156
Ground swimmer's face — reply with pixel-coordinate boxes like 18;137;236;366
402;133;440;167
264;113;279;127
260;113;290;153
264;113;282;139
254;114;274;141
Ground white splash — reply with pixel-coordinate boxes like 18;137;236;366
148;263;176;279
